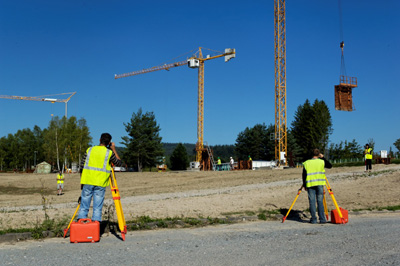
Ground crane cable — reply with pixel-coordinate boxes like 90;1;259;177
338;0;347;77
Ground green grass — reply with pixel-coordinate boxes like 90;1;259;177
2;204;399;238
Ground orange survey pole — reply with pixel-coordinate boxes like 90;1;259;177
282;186;303;223
325;177;345;224
109;166;127;240
63;200;80;238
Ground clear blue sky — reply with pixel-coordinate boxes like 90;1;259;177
1;0;399;153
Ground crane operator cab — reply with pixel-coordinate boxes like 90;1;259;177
188;58;200;68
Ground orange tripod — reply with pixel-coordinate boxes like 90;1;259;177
282;177;344;224
64;166;127;240
109;166;127;240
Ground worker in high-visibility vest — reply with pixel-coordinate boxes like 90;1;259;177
302;149;332;224
77;133;122;222
364;144;373;172
217;157;222;171
56;171;64;196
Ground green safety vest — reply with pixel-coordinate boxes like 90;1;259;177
217;159;221;165
303;159;326;188
57;174;64;184
81;146;112;187
365;148;373;160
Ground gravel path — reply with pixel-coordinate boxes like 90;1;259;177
1;213;399;265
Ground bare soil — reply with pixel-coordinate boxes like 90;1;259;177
0;164;399;230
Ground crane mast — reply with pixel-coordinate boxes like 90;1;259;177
274;0;287;165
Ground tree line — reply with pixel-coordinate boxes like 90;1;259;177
0;116;91;171
2;101;399;172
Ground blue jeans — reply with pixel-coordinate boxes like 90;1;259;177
307;185;326;223
77;185;106;222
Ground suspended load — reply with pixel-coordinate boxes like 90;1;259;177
335;1;357;111
334;75;357;111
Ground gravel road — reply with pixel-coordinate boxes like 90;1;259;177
1;213;399;266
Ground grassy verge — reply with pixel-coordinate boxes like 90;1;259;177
1;205;399;239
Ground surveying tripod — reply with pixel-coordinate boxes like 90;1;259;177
282;177;346;224
64;165;127;240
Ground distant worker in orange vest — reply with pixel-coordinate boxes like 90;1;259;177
364;144;373;172
57;171;64;196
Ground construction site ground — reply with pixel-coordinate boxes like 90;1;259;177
0;164;399;231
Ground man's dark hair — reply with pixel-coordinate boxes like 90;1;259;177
313;149;320;157
100;133;112;146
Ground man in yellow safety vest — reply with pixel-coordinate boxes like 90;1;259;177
302;149;332;224
364;144;373;172
56;171;64;196
217;157;222;171
77;133;122;222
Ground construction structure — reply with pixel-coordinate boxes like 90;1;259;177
274;0;287;166
334;75;357;111
335;0;357;111
0;92;76;118
115;47;235;166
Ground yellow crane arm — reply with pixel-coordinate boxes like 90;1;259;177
114;60;188;79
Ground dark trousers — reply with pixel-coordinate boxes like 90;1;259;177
365;159;372;170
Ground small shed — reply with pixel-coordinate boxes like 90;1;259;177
35;161;52;174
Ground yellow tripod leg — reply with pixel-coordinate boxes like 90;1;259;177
282;186;303;223
325;177;345;224
110;168;127;240
323;188;329;221
63;203;80;238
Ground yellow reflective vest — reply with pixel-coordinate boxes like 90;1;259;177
365;148;373;160
81;146;112;187
303;159;326;188
217;159;221;165
57;174;64;184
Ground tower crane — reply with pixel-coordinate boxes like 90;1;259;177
0;92;76;118
115;47;236;162
274;0;287;166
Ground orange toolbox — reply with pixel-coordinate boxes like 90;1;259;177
70;218;100;243
331;207;349;224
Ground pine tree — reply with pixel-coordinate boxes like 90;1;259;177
291;99;332;161
170;143;189;170
122;108;164;171
235;123;274;160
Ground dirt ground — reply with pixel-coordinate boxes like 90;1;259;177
0;164;399;230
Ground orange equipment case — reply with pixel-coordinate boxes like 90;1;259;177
331;207;349;224
70;218;100;243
